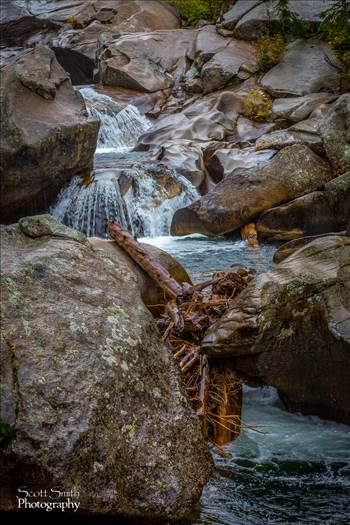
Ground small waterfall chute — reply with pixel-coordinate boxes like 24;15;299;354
51;86;199;238
51;166;199;239
79;87;151;151
51;172;130;238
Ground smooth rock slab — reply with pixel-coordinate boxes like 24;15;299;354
201;39;258;94
0;215;212;519
261;39;340;97
255;128;323;155
98;29;195;92
205;146;276;181
171;144;331;236
271;93;336;122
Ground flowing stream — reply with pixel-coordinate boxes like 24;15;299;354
51;87;198;238
51;85;350;525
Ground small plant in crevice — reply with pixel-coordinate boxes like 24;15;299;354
320;0;350;92
66;16;84;29
243;88;272;122
257;33;286;72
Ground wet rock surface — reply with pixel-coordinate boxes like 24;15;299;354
202;235;350;425
0;45;99;224
171;145;331;236
257;172;350;241
0;215;212;519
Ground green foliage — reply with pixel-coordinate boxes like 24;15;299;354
320;0;350;92
0;420;16;442
320;0;350;65
257;34;286;71
170;0;224;24
272;0;308;37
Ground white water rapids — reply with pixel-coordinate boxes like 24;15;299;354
51;87;198;238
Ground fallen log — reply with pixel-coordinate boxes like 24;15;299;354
108;219;184;299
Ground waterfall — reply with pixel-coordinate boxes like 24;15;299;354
51;87;199;238
79;87;151;151
124;170;199;238
51;172;130;238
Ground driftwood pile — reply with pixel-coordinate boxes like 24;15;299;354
108;220;256;445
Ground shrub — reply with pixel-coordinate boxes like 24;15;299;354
243;89;272;122
257;33;286;71
320;0;350;91
169;0;224;24
273;0;308;37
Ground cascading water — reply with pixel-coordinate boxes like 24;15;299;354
51;87;199;238
79;87;151;151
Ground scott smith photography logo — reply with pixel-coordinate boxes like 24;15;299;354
17;487;80;512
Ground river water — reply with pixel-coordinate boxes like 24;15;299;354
144;238;350;525
52;87;350;525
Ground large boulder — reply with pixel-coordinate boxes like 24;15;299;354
0;1;180;81
320;94;350;174
97;29;195;92
200;39;258;94
0;215;212;519
257;171;350;241
0;45;99;224
219;0;334;39
202;235;350;425
261;39;340;97
89;237;192;310
189;25;227;70
271;93;336;122
171;144;332;236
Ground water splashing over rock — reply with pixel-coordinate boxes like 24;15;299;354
51;87;198;238
80;87;151;150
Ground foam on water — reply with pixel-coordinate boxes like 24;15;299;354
193;387;350;525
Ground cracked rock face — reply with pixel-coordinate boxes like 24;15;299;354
0;214;212;520
202;235;350;425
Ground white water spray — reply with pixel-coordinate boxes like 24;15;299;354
79;87;151;151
